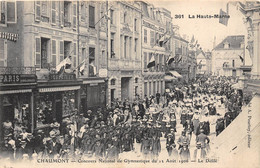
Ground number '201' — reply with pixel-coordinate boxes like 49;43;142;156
175;15;184;19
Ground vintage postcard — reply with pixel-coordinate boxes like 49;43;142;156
0;0;259;168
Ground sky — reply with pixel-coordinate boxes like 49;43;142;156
150;0;248;51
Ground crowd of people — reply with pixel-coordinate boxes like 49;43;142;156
0;76;251;163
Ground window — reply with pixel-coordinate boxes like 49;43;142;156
64;1;72;27
232;60;235;67
124;12;127;23
135;78;138;83
82;48;86;62
111;79;116;85
89;47;95;63
89;47;96;77
0;40;7;66
150;31;155;46
64;41;71;59
110;9;114;24
135;86;138;96
135;38;138;52
51;1;56;24
144;82;147;96
73;42;76;67
40;38;50;69
111;33;115;58
0;1;6;25
134;18;137;31
111;89;115;102
144;29;147;43
89;5;95;28
124;36;127;58
129;37;132;59
6;1;16;23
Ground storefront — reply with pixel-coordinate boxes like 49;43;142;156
35;72;82;131
80;77;107;114
0;70;37;140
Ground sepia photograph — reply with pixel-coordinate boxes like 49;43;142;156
0;0;259;168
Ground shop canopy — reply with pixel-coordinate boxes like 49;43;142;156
168;71;182;78
164;75;177;81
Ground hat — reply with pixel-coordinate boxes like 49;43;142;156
167;133;173;137
196;142;202;147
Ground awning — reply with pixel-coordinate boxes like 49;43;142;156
164;75;177;81
0;89;32;95
169;71;182;78
39;86;80;93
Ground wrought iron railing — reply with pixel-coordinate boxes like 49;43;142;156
244;72;260;80
0;67;36;74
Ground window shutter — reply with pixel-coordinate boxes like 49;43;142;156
7;1;16;23
73;42;76;67
73;3;76;28
59;41;64;62
0;2;6;24
51;1;56;24
35;1;40;22
35;37;41;68
0;40;7;66
81;3;85;22
52;40;56;67
60;1;64;27
89;5;95;28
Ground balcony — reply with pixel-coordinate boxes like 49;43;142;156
0;66;36;74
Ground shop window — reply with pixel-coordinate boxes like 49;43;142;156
144;29;147;43
111;79;116;85
2;94;31;132
62;91;76;117
89;5;95;28
36;93;53;127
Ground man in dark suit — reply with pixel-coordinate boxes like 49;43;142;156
196;129;210;149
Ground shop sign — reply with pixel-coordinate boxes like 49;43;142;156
99;69;108;78
49;73;76;81
1;74;36;84
0;32;18;42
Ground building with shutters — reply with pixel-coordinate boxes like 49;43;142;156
140;1;172;98
77;1;107;113
106;1;142;105
211;35;245;77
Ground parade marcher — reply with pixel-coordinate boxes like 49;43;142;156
140;133;151;159
150;134;161;160
193;142;207;161
166;133;175;157
196;129;210;151
177;131;190;150
179;141;190;161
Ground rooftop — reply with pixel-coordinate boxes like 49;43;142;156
214;35;245;50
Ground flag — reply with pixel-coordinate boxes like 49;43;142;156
166;55;175;65
147;55;155;68
89;63;97;76
78;60;86;75
219;9;229;26
190;35;195;43
176;55;182;63
238;55;244;63
56;56;72;72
